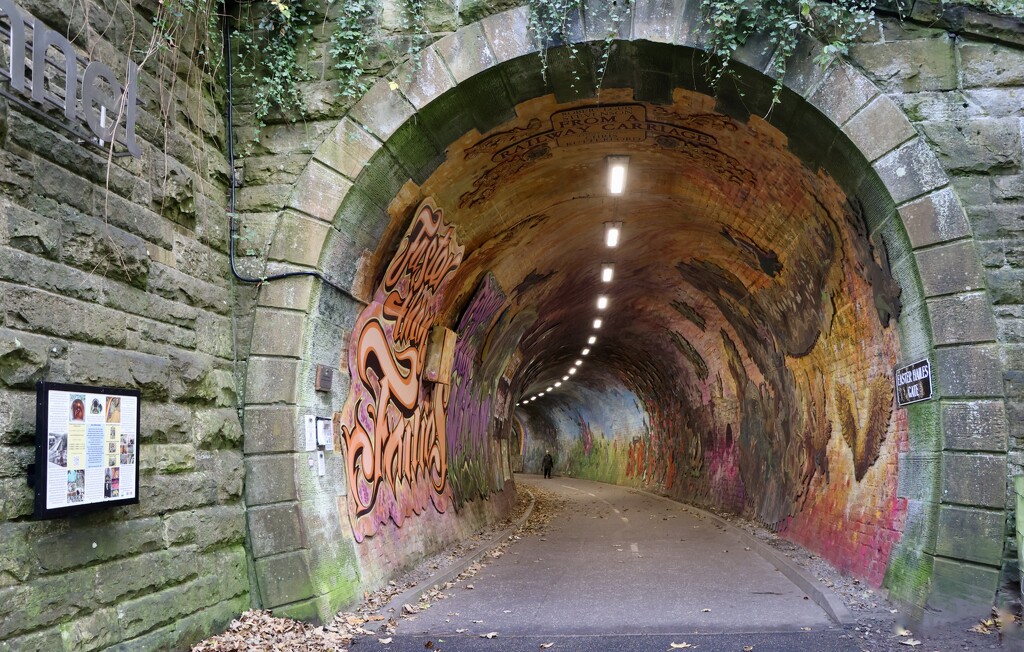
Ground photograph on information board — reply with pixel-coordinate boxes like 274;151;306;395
33;382;141;519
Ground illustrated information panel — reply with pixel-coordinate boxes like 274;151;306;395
35;383;140;518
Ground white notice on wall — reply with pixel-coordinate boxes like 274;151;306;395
317;451;326;477
304;415;317;452
316;419;334;449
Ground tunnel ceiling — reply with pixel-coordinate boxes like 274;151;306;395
398;88;903;413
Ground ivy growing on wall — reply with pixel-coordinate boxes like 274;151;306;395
153;0;1024;149
701;0;876;100
231;1;316;140
525;0;635;90
330;0;374;97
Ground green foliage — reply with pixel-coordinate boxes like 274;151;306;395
330;0;375;98
526;0;582;84
701;0;876;102
402;0;428;63
149;0;223;72
154;0;1024;150
232;1;316;140
526;0;635;91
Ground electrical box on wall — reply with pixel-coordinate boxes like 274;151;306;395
423;327;457;384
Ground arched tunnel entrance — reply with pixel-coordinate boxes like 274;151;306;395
242;6;1002;630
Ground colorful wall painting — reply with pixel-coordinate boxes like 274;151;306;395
337;200;465;542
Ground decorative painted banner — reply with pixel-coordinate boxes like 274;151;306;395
337;201;464;541
459;104;754;208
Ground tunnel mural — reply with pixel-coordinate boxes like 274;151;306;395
337;201;465;541
499;91;909;589
335;86;920;596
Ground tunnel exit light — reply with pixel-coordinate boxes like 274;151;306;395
608;156;629;195
593;319;602;329
601;264;614;282
596;296;609;310
604;222;622;248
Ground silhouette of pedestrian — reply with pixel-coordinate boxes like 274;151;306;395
542;450;553;479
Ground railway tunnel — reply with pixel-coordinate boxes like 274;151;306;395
2;1;1020;649
242;9;1007;631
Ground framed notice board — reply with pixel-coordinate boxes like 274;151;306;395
32;382;140;519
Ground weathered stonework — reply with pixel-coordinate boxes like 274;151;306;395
0;1;246;649
1;0;1022;649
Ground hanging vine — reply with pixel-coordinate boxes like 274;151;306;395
330;0;374;98
231;1;316;142
700;0;877;101
148;0;1022;150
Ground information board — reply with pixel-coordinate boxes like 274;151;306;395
895;359;933;407
33;382;140;518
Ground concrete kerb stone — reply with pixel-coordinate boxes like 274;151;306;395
632;0;685;45
842;95;917;164
433;23;499;84
640;490;855;626
807;62;879;128
369;490;537;632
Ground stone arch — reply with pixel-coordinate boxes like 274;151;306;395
241;1;1003;624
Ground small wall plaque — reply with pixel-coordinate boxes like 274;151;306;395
895;358;932;406
315;364;333;392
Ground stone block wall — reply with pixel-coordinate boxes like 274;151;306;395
226;0;1023;622
848;7;1024;608
0;2;248;649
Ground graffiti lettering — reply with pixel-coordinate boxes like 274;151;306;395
338;201;464;541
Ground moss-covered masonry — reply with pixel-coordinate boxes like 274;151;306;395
0;0;1021;649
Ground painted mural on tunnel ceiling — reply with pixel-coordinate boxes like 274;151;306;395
338;89;908;591
434;90;907;588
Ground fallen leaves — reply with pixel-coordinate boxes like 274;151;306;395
379;637;393;644
480;632;499;639
669;643;694;649
899;639;922;646
539;643;554;649
190;610;355;651
969;618;997;635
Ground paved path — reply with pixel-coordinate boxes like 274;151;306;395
393;475;837;639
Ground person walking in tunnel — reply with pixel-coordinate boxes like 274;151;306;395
542;450;554;478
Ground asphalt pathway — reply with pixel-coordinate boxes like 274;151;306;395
385;475;846;648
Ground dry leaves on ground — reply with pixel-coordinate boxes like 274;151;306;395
191;610;355;652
